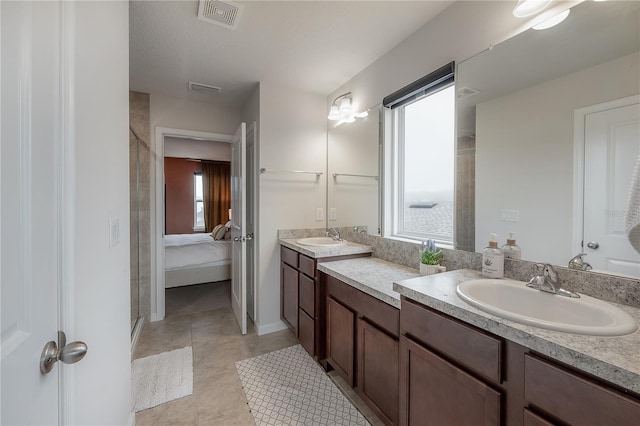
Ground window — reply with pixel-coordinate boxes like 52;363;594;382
384;63;455;245
194;172;204;231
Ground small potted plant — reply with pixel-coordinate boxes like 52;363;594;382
420;239;446;275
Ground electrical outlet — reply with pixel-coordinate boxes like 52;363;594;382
329;208;337;221
315;207;325;221
109;218;120;248
500;209;520;222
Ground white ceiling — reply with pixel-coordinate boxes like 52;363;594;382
129;0;454;108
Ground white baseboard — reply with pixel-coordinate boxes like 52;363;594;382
150;312;163;322
131;317;145;354
256;320;288;336
127;411;136;426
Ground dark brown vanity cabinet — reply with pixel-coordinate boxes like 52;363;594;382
280;245;370;359
324;273;400;426
399;296;640;426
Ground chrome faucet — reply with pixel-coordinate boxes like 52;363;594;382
568;253;592;271
326;228;342;241
527;263;580;298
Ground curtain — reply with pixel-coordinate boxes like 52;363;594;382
202;161;231;232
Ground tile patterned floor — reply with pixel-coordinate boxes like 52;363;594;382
236;345;369;426
133;280;382;426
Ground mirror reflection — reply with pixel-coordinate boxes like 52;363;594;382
327;104;381;235
457;0;639;276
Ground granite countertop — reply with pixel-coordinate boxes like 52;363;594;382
317;258;421;309
393;269;640;394
280;238;373;259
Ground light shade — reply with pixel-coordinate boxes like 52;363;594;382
328;105;340;120
338;97;352;115
533;9;570;30
513;0;551;17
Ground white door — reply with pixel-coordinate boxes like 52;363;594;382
246;122;256;320
584;102;640;278
1;1;63;423
231;123;248;334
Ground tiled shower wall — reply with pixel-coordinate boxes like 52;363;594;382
129;91;151;327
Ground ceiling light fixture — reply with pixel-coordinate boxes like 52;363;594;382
513;0;552;17
532;9;570;30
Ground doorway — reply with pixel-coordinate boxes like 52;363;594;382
153;126;257;326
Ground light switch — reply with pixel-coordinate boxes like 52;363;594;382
315;208;325;221
109;218;120;248
329;208;337;221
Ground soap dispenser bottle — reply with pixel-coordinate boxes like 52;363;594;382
482;233;504;278
501;232;522;260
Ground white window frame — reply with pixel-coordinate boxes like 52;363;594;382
193;172;205;232
387;83;456;247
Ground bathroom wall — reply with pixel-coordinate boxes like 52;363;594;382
255;81;327;334
129;91;151;325
475;52;639;264
327;1;531;120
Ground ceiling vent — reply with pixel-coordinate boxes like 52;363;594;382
188;81;222;95
457;86;480;100
198;0;243;30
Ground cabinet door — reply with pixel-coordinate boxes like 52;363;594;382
327;297;355;386
299;308;315;356
358;318;399;426
399;336;502;426
281;262;298;335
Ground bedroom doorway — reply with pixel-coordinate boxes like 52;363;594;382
154;126;257;331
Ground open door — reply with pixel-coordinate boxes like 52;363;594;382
231;122;247;334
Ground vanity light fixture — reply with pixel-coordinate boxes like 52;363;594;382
328;92;353;120
532;9;570;30
513;0;551;17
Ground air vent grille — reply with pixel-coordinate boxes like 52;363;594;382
188;81;222;95
457;86;480;100
198;0;243;30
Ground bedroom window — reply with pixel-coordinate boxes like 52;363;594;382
194;172;205;232
383;62;455;245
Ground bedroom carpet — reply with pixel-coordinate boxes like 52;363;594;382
132;346;193;412
235;345;370;426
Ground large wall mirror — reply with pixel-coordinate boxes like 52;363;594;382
457;0;639;277
327;104;382;235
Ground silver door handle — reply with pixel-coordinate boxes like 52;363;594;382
40;332;87;374
246;233;254;241
233;236;241;242
587;241;599;249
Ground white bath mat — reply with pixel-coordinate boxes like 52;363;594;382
132;346;193;412
235;344;369;425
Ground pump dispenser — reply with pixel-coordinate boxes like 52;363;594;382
482;233;504;278
501;232;522;260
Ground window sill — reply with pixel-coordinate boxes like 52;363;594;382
385;233;454;250
193;227;206;232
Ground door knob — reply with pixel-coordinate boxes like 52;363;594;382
40;332;87;375
587;241;600;249
233;236;241;242
246;233;254;240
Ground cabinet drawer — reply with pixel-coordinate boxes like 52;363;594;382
298;254;315;277
299;273;315;317
281;246;298;268
299;308;315;357
524;354;640;426
400;298;502;383
327;274;399;337
523;409;555;426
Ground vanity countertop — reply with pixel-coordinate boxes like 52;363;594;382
317;257;421;309
280;238;373;259
394;269;640;395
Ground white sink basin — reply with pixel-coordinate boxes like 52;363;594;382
296;237;345;247
456;279;637;336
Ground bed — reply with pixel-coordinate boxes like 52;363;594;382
164;233;232;288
